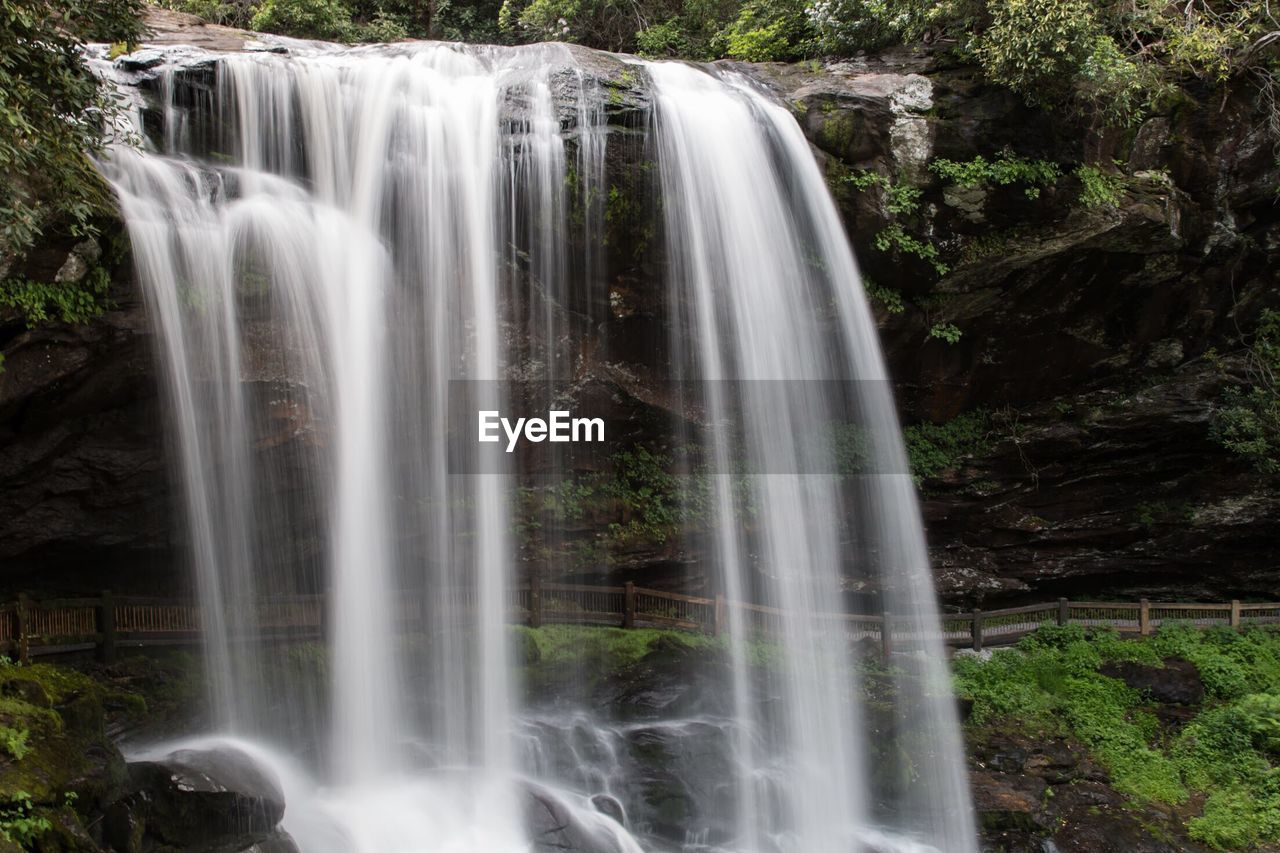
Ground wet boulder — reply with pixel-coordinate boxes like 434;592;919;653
119;745;287;851
969;769;1046;833
523;784;640;853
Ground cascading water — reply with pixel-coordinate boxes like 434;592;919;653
648;62;975;850
96;35;973;853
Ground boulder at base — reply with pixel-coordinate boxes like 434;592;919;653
523;783;641;853
112;745;291;852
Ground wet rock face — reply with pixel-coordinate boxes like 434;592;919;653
750;53;1280;605
0;240;175;593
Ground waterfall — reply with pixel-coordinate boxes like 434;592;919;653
648;61;975;850
98;38;973;853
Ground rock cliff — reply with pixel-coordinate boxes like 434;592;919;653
1;10;1276;603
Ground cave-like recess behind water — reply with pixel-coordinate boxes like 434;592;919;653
98;38;976;853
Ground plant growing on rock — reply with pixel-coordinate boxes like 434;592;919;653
1074;163;1128;208
930;152;1062;199
0;0;143;281
0;792;51;847
1211;309;1280;475
847;170;949;276
902;409;991;484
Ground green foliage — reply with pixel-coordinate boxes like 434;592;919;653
902;410;991;484
499;0;705;51
1074;163;1127;208
959;624;1280;848
251;0;356;39
804;0;1278;132
517;624;716;667
635;19;689;56
0;792;51;847
806;0;901;55
864;280;905;314
847;170;949;276
0;0;143;267
1211;309;1280;474
930;152;1061;199
1238;692;1280;754
0;726;29;762
873;224;948;276
713;0;813;61
928;322;962;345
1076;34;1158;128
1;267;111;327
972;0;1100;105
516;446;752;563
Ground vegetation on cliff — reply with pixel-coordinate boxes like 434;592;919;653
958;624;1280;848
1211;309;1280;475
0;0;143;337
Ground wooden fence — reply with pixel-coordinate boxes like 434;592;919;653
1;586;1276;663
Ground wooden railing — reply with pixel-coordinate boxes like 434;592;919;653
0;588;1275;663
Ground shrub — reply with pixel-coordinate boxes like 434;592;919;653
250;0;356;39
806;0;898;55
846;170;949;276
635;19;689;56
713;0;812;61
972;0;1101;105
0;725;29;761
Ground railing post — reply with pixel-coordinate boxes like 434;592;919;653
1230;599;1242;629
714;595;726;637
971;608;983;652
1139;598;1151;636
1058;597;1069;626
623;582;636;629
16;593;30;665
880;611;892;659
98;590;117;664
530;576;543;629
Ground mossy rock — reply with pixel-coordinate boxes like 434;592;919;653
0;662;128;848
